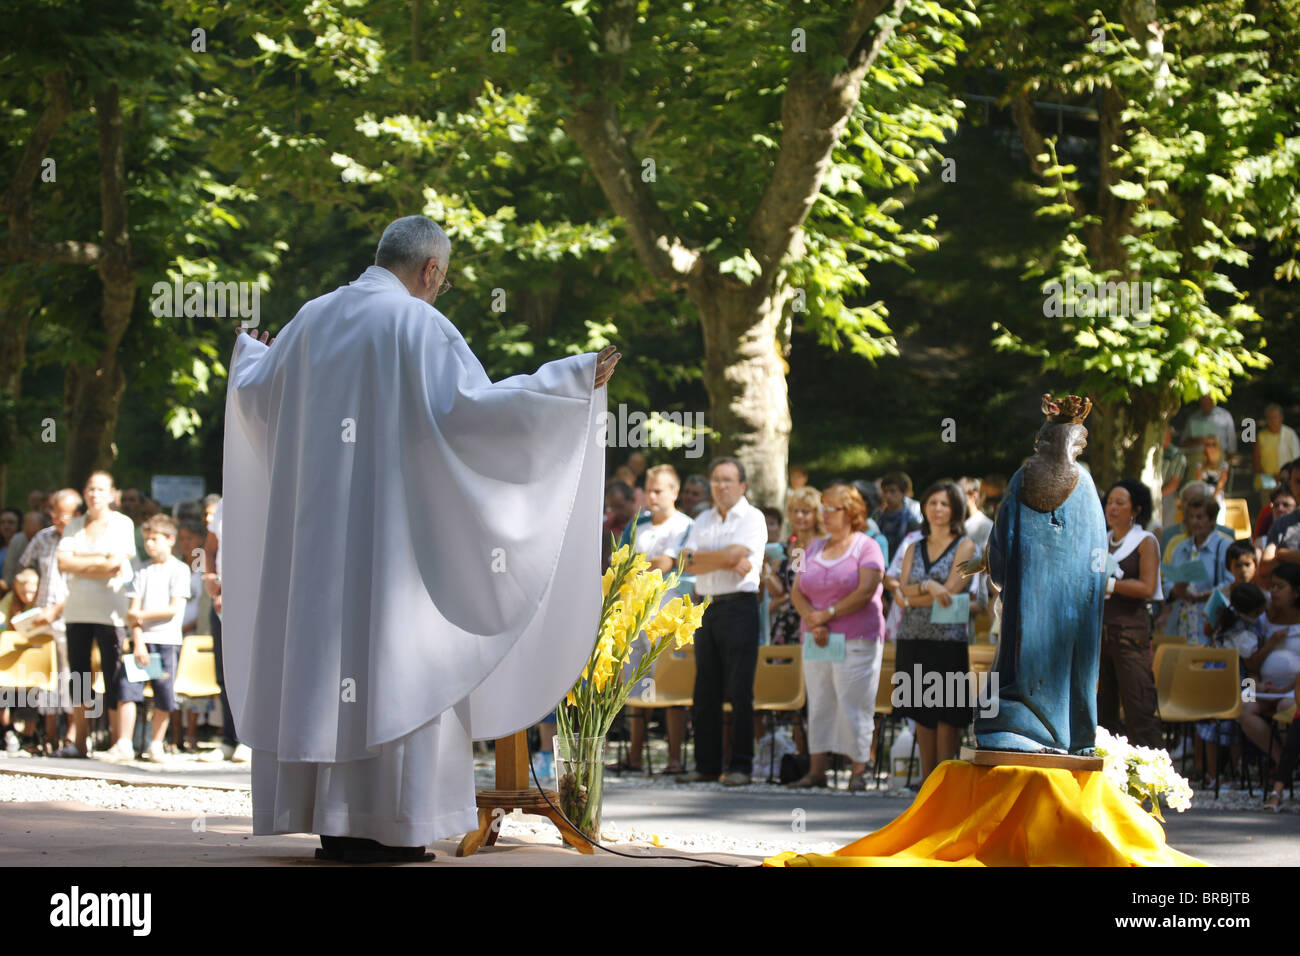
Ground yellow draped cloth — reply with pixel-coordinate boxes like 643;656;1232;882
765;760;1204;867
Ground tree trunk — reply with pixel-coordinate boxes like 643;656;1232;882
690;266;792;508
1089;389;1176;526
0;285;37;506
557;2;904;513
63;84;135;487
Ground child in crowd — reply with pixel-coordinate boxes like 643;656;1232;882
171;520;210;753
1203;542;1263;641
1189;542;1259;785
0;568;40;753
119;515;191;762
1199;583;1270;788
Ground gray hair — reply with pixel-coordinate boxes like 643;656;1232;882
47;488;83;512
375;215;450;275
1180;480;1215;502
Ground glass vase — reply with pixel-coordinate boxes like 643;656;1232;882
552;734;606;845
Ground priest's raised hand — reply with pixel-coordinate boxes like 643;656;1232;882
221;215;610;863
594;345;621;389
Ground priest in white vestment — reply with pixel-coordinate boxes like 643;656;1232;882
221;216;619;860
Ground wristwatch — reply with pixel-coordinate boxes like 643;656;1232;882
828;604;837;618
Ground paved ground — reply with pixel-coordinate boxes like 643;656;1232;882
3;754;1298;866
603;786;1300;866
0;802;757;867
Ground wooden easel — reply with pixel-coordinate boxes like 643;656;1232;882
455;730;594;856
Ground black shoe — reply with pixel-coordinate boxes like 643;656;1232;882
316;835;433;864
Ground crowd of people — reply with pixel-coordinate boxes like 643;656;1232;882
603;458;1007;788
1;395;1296;809
600;395;1300;804
0;475;247;763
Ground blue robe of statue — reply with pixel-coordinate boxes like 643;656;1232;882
975;463;1106;753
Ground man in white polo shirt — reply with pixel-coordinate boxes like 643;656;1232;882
676;457;769;786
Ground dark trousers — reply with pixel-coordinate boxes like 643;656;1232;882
66;623;126;710
210;606;238;746
692;594;759;776
1276;721;1300;788
1098;623;1163;750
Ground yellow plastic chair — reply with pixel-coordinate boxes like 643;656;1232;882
1153;644;1242;723
966;643;998;707
622;646;695;773
1223;498;1252;541
873;642;899;785
625;645;695;712
91;643;104;696
968;644;997;674
875;642;896;715
753;644;806;714
752;644;806;781
0;631;57;692
1154;644;1241;786
1275;697;1297;727
173;634;221;700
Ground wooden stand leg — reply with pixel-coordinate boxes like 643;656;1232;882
457;731;597;857
455;808;497;858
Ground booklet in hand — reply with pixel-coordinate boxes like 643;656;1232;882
930;591;971;624
802;631;847;663
123;652;164;683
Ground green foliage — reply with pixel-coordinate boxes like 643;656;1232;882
979;0;1296;414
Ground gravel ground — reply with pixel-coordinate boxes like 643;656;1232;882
0;773;252;816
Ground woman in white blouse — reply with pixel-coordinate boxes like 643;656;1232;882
56;471;139;759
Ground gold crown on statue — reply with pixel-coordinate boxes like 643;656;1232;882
1041;393;1093;424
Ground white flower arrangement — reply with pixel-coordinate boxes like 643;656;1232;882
1094;727;1194;822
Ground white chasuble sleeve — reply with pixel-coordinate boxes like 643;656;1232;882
222;268;604;763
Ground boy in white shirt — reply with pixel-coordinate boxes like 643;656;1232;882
120;515;191;762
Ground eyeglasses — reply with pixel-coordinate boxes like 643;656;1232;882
434;269;453;296
820;505;844;514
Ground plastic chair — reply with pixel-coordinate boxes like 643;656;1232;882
1223;498;1252;541
875;641;896;715
0;631;57;692
1153;644;1242;790
1153;631;1187;648
968;643;997;674
91;643;104;696
173;634;221;699
750;644;807;782
1153;645;1242;722
623;645;695;774
872;642;897;783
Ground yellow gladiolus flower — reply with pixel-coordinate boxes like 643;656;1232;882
674;599;708;648
646;596;689;642
590;634;618;692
